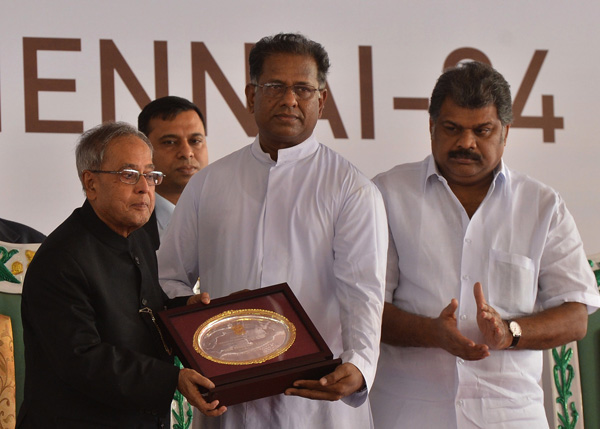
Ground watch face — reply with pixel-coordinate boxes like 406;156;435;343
509;321;522;336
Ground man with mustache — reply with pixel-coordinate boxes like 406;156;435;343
138;96;208;247
370;61;600;428
158;33;387;428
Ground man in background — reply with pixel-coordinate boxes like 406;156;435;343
370;61;600;428
138;96;208;247
158;33;387;428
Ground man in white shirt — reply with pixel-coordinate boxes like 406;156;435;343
138;96;208;247
370;61;600;428
158;33;388;428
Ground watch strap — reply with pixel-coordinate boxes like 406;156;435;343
507;320;521;349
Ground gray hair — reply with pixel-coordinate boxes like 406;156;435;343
429;61;513;126
75;121;152;188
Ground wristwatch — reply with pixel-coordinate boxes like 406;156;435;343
506;320;522;349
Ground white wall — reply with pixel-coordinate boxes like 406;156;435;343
1;1;599;255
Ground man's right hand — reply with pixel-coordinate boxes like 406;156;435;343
177;368;227;417
433;298;490;360
187;292;210;306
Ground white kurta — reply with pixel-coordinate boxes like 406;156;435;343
370;155;600;429
158;135;388;429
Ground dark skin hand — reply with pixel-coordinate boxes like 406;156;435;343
186;292;210;305
381;301;489;361
474;282;512;349
432;298;491;359
177;368;227;417
474;281;588;350
186;289;249;306
181;292;228;416
284;362;365;401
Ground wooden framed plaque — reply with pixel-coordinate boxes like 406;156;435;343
158;283;342;406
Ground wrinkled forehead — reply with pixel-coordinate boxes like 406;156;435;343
102;136;154;167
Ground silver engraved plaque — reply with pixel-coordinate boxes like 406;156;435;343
193;309;296;365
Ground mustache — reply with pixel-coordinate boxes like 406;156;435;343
275;108;301;117
448;149;481;161
176;160;200;167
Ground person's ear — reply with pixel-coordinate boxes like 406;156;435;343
502;124;510;146
82;171;97;201
317;88;328;118
245;84;256;114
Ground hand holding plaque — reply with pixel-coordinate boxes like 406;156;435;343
158;283;342;407
177;368;227;416
285;361;365;401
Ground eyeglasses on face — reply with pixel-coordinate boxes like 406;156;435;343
88;169;165;186
254;83;322;100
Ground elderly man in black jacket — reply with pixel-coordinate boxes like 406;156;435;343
17;122;226;428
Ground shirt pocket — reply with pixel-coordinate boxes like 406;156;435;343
487;248;536;317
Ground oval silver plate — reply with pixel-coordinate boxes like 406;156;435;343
193;309;296;365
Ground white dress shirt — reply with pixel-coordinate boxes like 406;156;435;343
154;193;175;240
370;155;600;429
158;134;388;429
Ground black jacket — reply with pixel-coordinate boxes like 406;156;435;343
17;201;184;428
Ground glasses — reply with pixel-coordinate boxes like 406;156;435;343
254;83;322;100
88;169;165;186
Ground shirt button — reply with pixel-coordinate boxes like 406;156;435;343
134;256;140;265
457;400;464;407
462;274;469;281
458;358;464;365
460;314;467;320
465;238;472;244
141;298;148;306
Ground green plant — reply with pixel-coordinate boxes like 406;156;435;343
553;345;578;429
172;356;193;429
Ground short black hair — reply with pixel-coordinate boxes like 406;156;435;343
137;96;206;136
429;61;513;126
249;33;330;88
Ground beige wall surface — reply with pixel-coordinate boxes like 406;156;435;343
1;1;599;257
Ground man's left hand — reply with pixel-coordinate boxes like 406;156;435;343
177;368;227;417
474;282;510;349
284;362;364;401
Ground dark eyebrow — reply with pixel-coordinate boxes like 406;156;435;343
159;133;205;140
158;134;180;140
442;120;460;127
266;79;313;86
442;120;495;128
